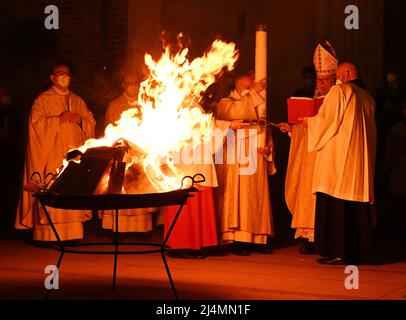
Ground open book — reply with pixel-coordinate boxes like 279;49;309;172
287;96;324;124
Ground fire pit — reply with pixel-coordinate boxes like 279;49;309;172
28;39;239;300
33;145;204;300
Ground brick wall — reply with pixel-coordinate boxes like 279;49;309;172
0;0;128;114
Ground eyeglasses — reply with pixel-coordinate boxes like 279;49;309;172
53;71;71;77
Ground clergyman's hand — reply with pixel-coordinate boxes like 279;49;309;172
60;112;82;125
230;120;250;130
258;146;271;155
59;111;69;124
278;122;292;133
70;112;82;125
300;117;308;128
252;78;267;94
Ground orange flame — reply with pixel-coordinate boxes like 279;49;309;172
70;39;239;192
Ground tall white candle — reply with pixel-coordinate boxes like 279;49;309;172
255;24;267;147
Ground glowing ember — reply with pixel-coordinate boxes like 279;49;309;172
66;39;239;192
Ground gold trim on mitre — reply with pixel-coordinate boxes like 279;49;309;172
313;40;338;79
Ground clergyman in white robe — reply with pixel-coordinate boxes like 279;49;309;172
16;85;95;241
307;72;377;264
216;87;276;245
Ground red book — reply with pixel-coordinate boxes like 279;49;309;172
287;96;324;124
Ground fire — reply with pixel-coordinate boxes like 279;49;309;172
69;39;239;192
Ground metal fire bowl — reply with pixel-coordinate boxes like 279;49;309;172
33;187;198;211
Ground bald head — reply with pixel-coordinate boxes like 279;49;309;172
336;62;358;83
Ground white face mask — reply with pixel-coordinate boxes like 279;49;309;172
57;75;71;89
240;89;250;97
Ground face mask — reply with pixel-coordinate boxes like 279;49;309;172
57;75;71;88
125;84;138;97
240;89;250;97
1;95;11;106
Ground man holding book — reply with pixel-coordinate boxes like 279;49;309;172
279;41;338;254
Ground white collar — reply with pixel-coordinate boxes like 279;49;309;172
231;89;249;100
52;86;70;96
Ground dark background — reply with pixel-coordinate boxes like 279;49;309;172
0;0;405;244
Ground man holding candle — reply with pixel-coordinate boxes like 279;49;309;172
215;74;276;255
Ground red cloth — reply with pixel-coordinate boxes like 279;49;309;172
164;187;218;250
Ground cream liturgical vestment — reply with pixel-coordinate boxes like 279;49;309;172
307;82;376;203
102;94;154;233
285;124;317;241
285;40;338;242
15;87;96;241
215;90;275;244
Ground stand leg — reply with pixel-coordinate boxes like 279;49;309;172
112;209;119;290
161;250;178;300
39;201;65;300
160;204;184;300
45;250;64;300
39;201;64;248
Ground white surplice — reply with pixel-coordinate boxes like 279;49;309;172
215;90;276;244
307;82;377;203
